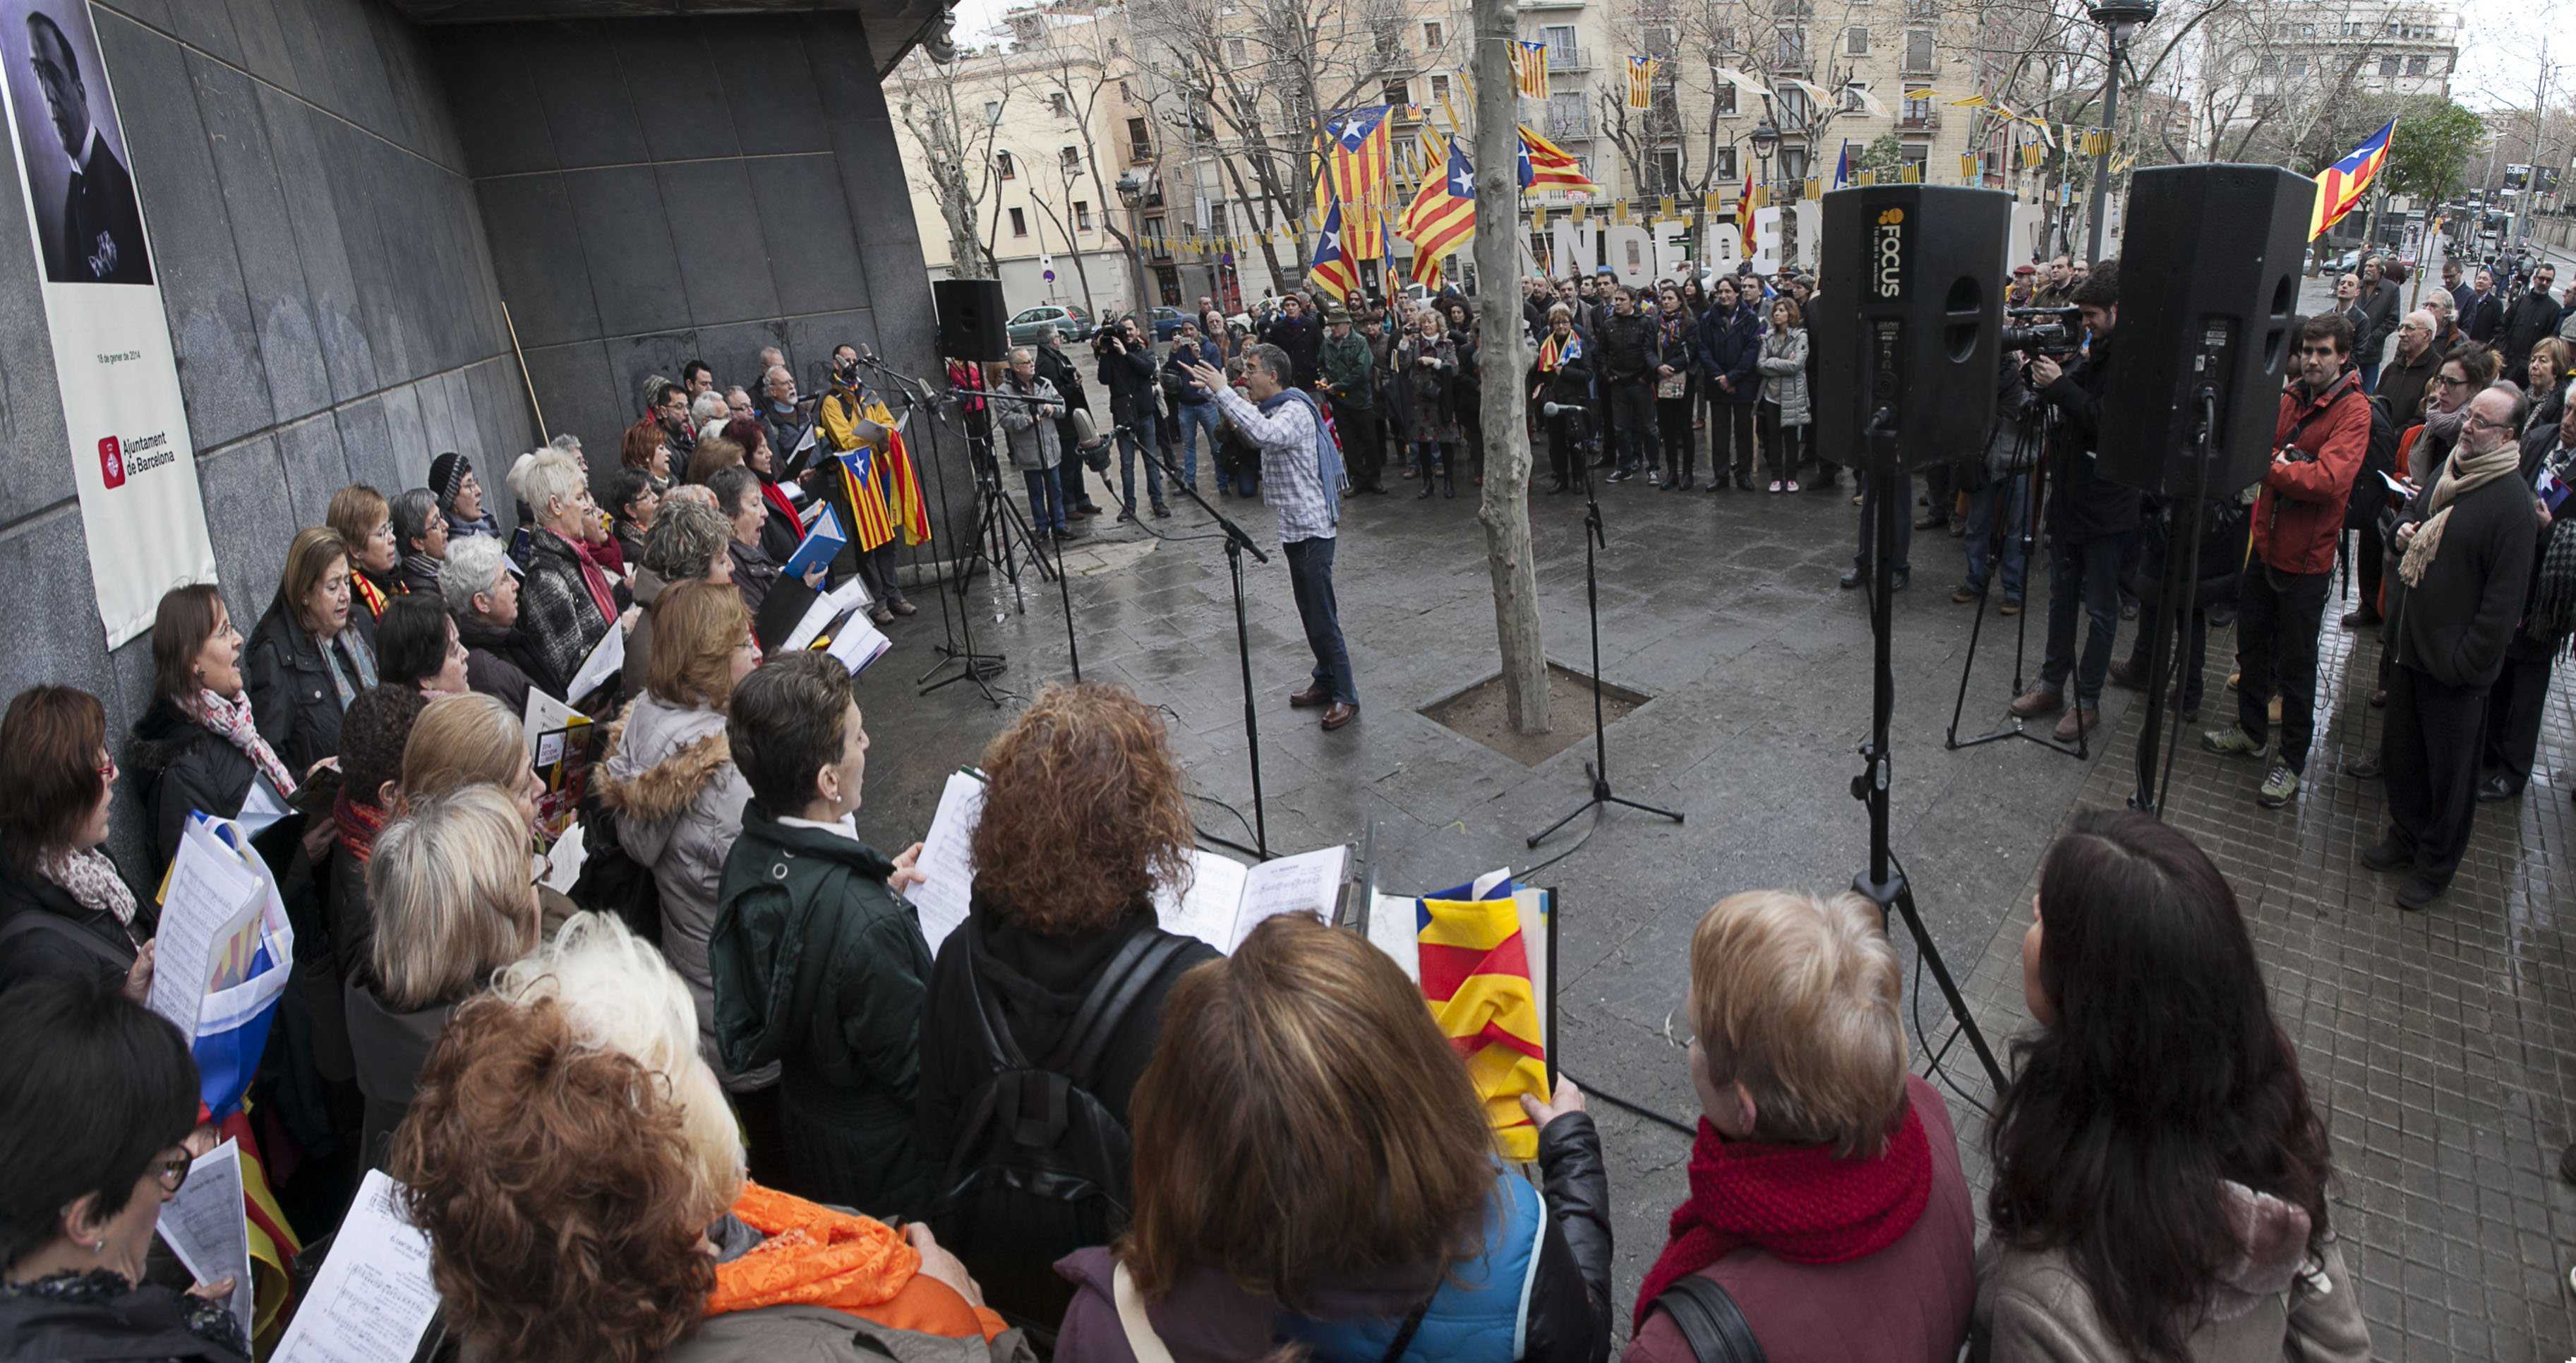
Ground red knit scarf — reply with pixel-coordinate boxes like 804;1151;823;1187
332;791;390;864
1632;1096;1932;1332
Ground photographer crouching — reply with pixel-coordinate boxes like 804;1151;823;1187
2199;313;2369;809
2009;261;2143;743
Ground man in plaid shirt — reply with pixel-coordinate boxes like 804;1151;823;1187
1178;344;1359;731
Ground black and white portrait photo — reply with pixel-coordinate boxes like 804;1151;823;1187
4;1;150;285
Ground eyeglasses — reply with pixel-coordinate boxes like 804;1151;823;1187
154;1152;191;1194
2464;412;2511;435
1661;1007;1696;1050
2434;374;2470;388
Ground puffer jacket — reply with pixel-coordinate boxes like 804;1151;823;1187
994;376;1065;471
595;694;766;1088
1757;325;1812;426
1970;1183;2369;1362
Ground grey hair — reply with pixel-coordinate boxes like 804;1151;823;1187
2422;291;2454;318
1243;342;1291;384
390;487;441;549
1009;344;1035;364
690;392;729;426
549;433;583;455
507;450;586;523
764;364;793;387
1040;324;1061;343
366;783;538;1011
759;347;786;366
724;385;752;407
642;496;731;580
439;535;512;615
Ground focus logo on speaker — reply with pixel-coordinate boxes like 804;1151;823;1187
1872;208;1906;300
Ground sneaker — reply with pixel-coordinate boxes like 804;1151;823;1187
2360;839;2408;872
1607;468;1635;484
2201;728;2268;759
2395;874;2441;912
2009;685;2064;719
1785;479;1802;493
2256;762;2301;807
1769;480;1784;493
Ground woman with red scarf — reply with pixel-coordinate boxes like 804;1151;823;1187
1625;889;1976;1363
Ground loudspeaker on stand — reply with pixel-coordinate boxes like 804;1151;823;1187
934;278;1009;362
1812;185;2013;473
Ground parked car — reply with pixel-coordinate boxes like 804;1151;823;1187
1006;303;1095;345
1150;306;1186;340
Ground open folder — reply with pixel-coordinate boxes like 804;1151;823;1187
906;771;1347;954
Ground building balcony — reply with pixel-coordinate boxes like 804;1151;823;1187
1522;0;1585;9
1897;109;1940;132
1545;44;1592;71
1546;110;1596;140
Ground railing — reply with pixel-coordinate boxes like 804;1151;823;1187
1546;109;1596;140
1897;108;1941;131
1546;43;1592;71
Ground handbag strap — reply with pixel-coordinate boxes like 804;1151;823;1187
1652;1273;1767;1363
1110;1261;1180;1363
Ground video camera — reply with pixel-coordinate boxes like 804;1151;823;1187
1999;305;2081;354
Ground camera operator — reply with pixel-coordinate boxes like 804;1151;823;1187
1096;316;1169;520
2199;313;2370;809
2008;261;2141;743
1954;344;2039;614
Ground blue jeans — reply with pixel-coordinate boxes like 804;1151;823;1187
1117;410;1165;511
1021;465;1064;532
2041;532;2129;706
1284;536;1356;706
2360;357;2382;392
1963;474;2030;601
1172;401;1221;486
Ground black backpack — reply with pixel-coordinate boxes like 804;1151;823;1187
2345;394;2400;532
1649;1275;1767;1363
929;929;1191;1325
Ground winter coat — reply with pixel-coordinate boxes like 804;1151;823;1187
711;806;934;1218
1164;337;1222;404
1052;1112;1613;1363
2502;289;2563;373
1035;342;1090;413
0;832;144;996
2355;279;2401;360
2038;332;2145;544
1319;331;1378;408
0;1271;247;1363
1529;331;1595;411
2375;342;2442;433
1097;336;1160;426
344;983;450;1172
126;695;260;879
660;1307;1036;1363
1757;325;1812;426
1697;303;1763;405
1623;1078;1975;1363
1598;310;1664;386
1970;1189;2369;1363
455;611;539;718
1266;313;1323;388
596;695;764;1088
1651;311;1696;398
2383;454;2540;689
1389;335;1460;443
994;376;1065;472
243;599;376;778
2464;291;2504;343
518;527;614;699
2253;371;2370;577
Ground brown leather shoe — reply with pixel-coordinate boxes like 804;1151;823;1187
1321;702;1359;731
890;599;918;618
2053;706;2097;742
1289;685;1330;709
2009;685;2064;719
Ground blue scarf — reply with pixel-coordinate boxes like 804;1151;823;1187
1258;386;1342;527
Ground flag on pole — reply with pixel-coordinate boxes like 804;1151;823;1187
2309;117;2395;240
1738;198;1757;261
1625;56;1659;109
1402;134;1479;271
1832;139;1853;190
1323;105;1396;259
1518;124;1597;194
1512;40;1551;99
1307;197;1361;301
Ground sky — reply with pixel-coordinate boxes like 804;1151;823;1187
2450;0;2570;110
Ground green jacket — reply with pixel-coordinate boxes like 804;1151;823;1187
710;803;932;1214
1319;331;1378;407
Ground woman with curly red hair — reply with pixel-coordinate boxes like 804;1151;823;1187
913;682;1220;1331
391;913;1025;1363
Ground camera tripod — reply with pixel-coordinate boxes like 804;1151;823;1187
1859;408;2007;1095
1944;392;2090;760
857;357;1009;704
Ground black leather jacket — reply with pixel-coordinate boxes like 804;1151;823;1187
1528;1110;1617;1363
243;599;376;777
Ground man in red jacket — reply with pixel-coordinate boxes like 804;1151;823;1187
2201;314;2370;807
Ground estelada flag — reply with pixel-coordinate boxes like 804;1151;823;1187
1518;125;1596;195
1307;197;1361;302
219;1107;300;1346
1512;40;1550;99
1323;105;1395;258
1416;878;1548;1161
837;397;931;553
1402;134;1476;268
1625;55;1659;109
2310;117;2395;240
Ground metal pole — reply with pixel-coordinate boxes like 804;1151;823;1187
2084;28;2123;264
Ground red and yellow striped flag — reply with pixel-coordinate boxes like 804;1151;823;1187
1417;884;1548;1161
838;397;932;553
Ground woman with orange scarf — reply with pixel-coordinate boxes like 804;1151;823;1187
391;913;1025;1362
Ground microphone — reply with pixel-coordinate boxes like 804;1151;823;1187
1542;402;1584;418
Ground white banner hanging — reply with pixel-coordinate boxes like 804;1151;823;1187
0;0;215;646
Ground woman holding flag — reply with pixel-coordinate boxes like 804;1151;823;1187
1531;304;1594;494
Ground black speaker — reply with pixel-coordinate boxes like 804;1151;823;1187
1812;185;2012;472
934;278;1009;361
2097;164;2309;498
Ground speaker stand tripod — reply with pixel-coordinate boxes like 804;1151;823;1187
1945;398;2089;760
2127;388;2218;816
1858;409;2007;1093
861;359;1007;704
1527;407;1684;848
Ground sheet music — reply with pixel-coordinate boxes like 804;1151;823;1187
148;831;265;1038
157;1139;252;1346
1232;845;1348;943
783;577;872;654
908;773;986;952
234;773;291;839
783;505;846;580
562;624;625;705
521;687;582;757
1154;850;1250;951
826;613;892;674
272;1170;440;1363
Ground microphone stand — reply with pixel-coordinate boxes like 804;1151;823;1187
2128;388;2217;815
1148;435;1273;860
985;389;1088;684
859;356;1006;704
1526;402;1684;848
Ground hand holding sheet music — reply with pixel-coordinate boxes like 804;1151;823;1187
272;1170;440;1363
157;1139;253;1346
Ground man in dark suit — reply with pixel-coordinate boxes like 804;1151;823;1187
24;11;150;285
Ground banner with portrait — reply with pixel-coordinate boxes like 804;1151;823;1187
0;0;215;646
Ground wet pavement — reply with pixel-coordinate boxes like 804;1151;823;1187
852;414;2571;1358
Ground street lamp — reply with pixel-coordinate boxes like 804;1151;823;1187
2081;0;2157;263
1115;170;1152;316
1750;102;1780;249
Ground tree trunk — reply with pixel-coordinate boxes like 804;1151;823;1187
1474;0;1550;735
